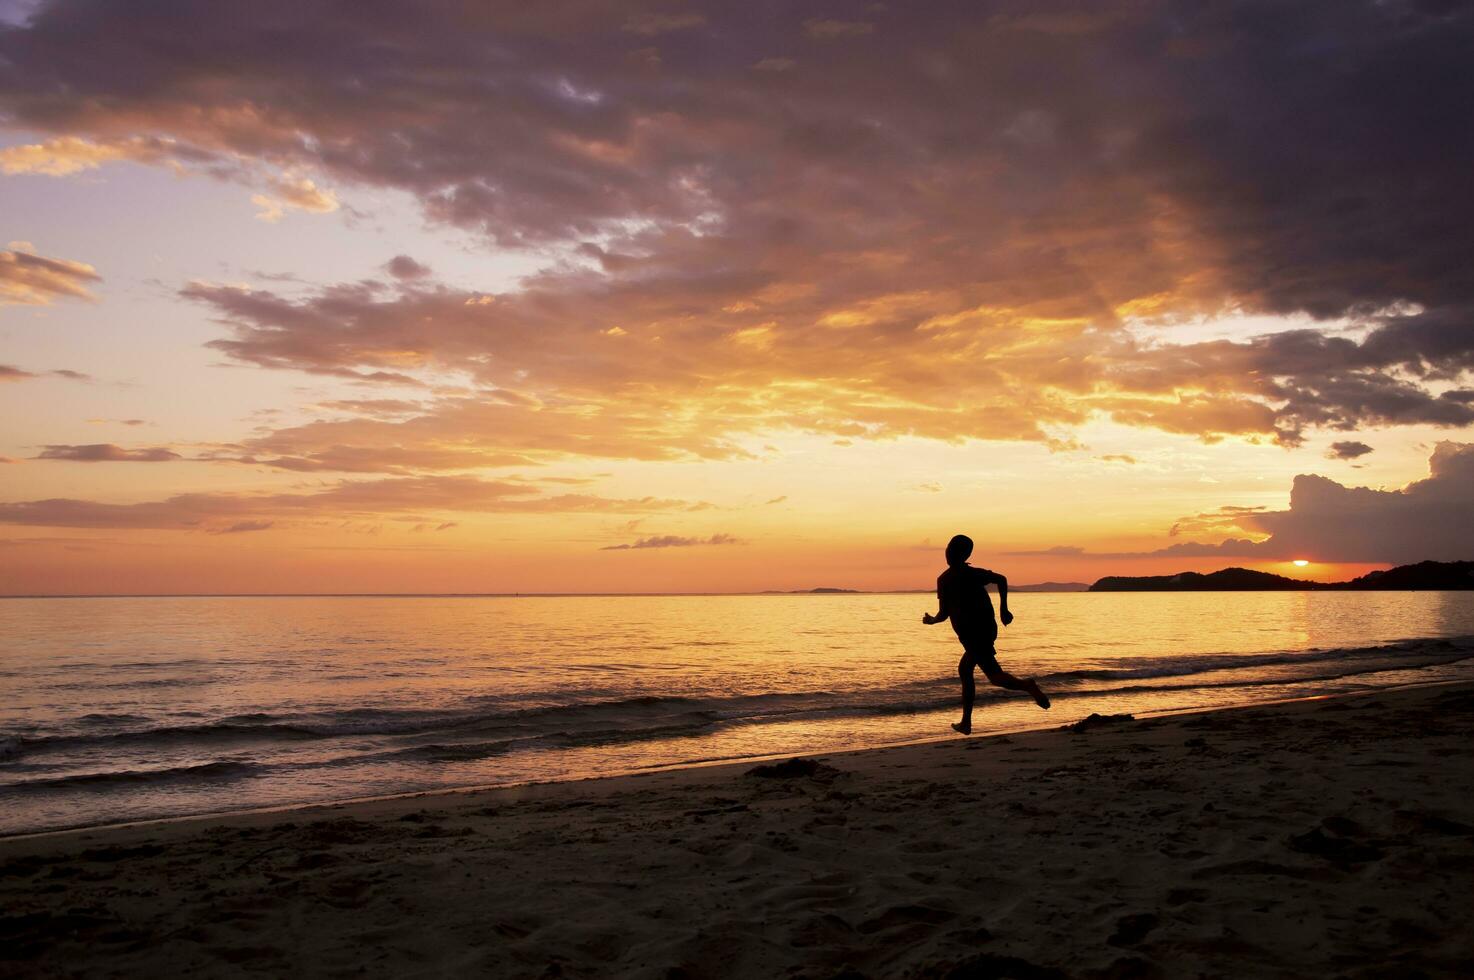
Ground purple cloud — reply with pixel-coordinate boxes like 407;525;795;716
35;444;180;462
601;533;742;551
1326;440;1374;460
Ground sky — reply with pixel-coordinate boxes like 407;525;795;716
2;0;1473;595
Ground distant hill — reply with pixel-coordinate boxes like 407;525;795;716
760;587;861;594
1089;560;1474;592
1011;581;1090;593
1339;561;1474;590
1090;567;1311;592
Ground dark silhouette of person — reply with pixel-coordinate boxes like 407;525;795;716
922;534;1049;734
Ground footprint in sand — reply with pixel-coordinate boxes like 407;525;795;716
1285;826;1385;867
856;904;956;935
785;912;855;949
898;839;956;854
1165;887;1208;905
1107;912;1159;946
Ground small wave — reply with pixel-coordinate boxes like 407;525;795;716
21;643;1468;763
1036;637;1474;686
548;715;724;748
1;695;776;762
77;713;152;726
378;740;521;763
10;721;321;759
1060;654;1474;699
0;760;261;793
11;637;1471;778
45;676;218;692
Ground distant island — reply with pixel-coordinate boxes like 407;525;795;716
1010;582;1091;593
761;587;862;594
1090;560;1474;592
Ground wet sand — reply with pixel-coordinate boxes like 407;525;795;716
3;682;1472;978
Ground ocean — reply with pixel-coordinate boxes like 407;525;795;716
3;591;1473;836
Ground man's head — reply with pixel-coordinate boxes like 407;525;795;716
945;534;973;567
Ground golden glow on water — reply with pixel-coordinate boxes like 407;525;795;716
3;592;1474;834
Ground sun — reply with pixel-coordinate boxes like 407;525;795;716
1292;559;1310;567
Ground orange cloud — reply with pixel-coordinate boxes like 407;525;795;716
174;254;1474;473
0;475;710;531
251;175;339;222
0;247;100;305
0;135;171;175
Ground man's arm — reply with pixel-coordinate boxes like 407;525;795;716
922;579;948;625
990;570;1013;626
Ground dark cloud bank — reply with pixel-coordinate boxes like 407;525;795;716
2;1;1474;553
1;0;1471;460
1327;441;1374;461
1017;442;1474;563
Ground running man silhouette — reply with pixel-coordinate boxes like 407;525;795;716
922;534;1050;734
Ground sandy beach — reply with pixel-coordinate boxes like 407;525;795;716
3;682;1472;978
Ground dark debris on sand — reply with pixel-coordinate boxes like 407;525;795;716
1064;713;1136;733
744;757;843;781
1287;816;1390;868
1107;912;1160;947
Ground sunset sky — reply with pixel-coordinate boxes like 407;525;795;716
2;0;1472;595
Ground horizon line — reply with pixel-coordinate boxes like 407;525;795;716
0;586;1096;599
0;590;926;599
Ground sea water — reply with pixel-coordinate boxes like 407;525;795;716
3;591;1473;835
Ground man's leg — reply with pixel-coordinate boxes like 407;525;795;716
981;660;1050;709
954;652;976;734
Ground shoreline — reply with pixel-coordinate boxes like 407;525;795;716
6;678;1465;844
5;680;1472;976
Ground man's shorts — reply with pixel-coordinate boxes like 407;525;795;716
957;632;1000;673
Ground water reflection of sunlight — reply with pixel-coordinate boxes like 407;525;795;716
7;591;1474;835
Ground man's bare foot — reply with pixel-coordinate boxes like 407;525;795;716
951;721;972;735
1028;681;1051;710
